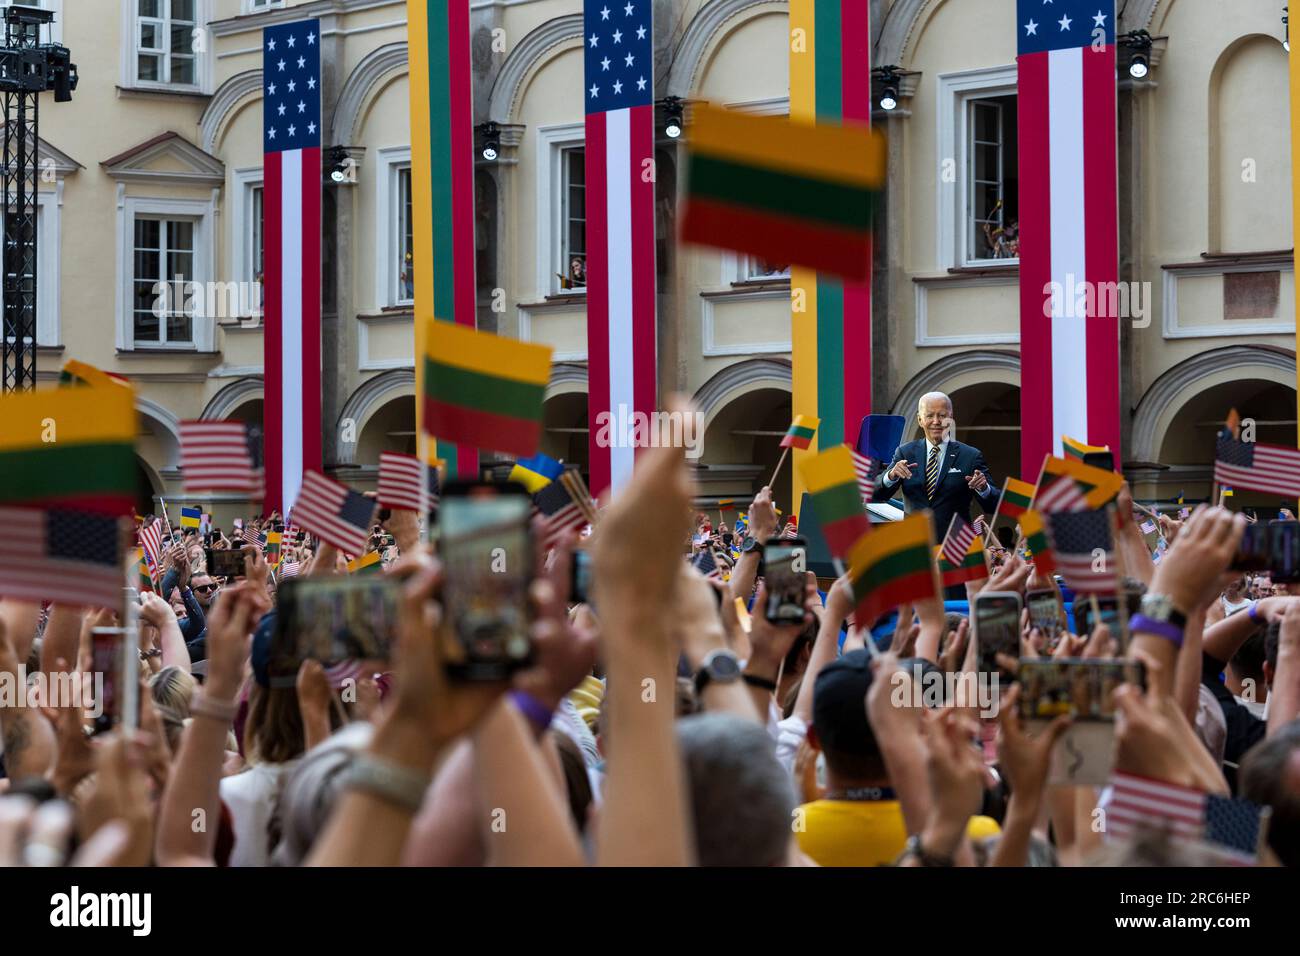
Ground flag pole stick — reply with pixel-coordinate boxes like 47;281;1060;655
769;446;791;488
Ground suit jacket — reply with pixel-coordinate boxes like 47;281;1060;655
872;438;996;541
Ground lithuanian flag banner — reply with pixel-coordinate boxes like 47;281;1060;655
935;537;988;588
1061;435;1109;461
787;0;876;513
846;513;939;624
1018;510;1055;575
681;104;884;282
995;477;1037;521
407;0;478;478
781;414;820;450
1038;455;1124;508
347;550;382;575
421;319;553;458
800;444;869;559
0;382;137;516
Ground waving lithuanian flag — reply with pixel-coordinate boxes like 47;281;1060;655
0;382;137;516
800;444;869;559
421;319;553;458
936;537;988;587
1018;510;1055;575
846;513;939;624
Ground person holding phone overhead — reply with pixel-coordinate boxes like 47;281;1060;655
872;391;997;540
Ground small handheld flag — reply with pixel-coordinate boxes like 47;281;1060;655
1044;508;1117;595
509;453;564;494
180;421;264;496
781;415;820;451
846;514;939;625
292;470;376;555
1061;435;1110;461
180;507;202;530
800;445;870;559
377;451;434;512
1214;427;1300;499
940;515;979;568
0;507;124;609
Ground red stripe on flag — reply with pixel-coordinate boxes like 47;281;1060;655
423;398;542;458
1082;44;1120;457
585;110;611;495
1017;52;1053;482
630;102;657;472
264;150;284;515
300;145;323;493
682;198;873;279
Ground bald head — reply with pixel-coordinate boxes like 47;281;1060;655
917;392;953;443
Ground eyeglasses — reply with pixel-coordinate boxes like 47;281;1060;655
194;583;219;593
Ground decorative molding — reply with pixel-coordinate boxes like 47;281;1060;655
546;361;588;400
200;69;263;154
517;296;586;362
330;41;408;145
209;0;401;36
1162;257;1295;340
701;288;791;357
102;133;226;187
2;127;81;176
665;0;787;98
691;357;792;436
487;14;584;123
201;376;264;420
336;367;415;465
357;310;414;371
913;274;1019;347
891;350;1021;421
1131;346;1297;461
135;397;183;470
875;0;930;67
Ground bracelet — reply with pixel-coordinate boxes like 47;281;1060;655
509;690;556;733
1129;614;1184;648
1248;601;1263;625
343;754;431;813
742;673;778;692
189;692;239;723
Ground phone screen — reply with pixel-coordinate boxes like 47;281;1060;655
1270;520;1300;583
439;483;533;680
1073;595;1120;638
763;538;807;625
1026;588;1065;650
975;592;1022;678
570;548;592;606
273;577;400;680
1017;659;1147;721
91;630;123;735
206;548;247;580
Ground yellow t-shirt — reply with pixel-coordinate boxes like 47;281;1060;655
795;799;1001;867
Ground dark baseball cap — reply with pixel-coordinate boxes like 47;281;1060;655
812;650;881;760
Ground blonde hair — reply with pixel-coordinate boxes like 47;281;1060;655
150;665;197;718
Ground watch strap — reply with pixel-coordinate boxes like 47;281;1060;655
343;754;431;814
742;673;777;692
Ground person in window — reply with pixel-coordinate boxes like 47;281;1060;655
400;251;414;300
569;256;586;288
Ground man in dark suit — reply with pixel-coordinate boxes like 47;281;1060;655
872;391;997;541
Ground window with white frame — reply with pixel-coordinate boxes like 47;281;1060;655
229;168;264;317
133;0;200;88
965;94;1018;263
739;255;790;282
132;217;196;346
245;0;284;11
396;166;414;304
558;146;586;292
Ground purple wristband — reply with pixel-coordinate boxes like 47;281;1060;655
1129;614;1184;648
509;690;555;732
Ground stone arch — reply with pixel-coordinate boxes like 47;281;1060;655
135;397;182;471
890;350;1020;420
199;69;263;154
664;0;788;98
487;14;584;124
337;368;416;465
1131;345;1296;463
330;41;409;146
691;357;792;436
201;376;264;421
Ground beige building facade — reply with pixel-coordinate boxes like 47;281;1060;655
17;0;1298;521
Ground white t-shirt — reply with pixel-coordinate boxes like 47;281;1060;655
219;759;301;867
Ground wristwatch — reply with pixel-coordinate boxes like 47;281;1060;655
693;648;742;695
1138;593;1187;628
900;833;954;867
740;535;762;555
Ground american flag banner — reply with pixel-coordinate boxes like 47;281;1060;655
1035;475;1089;515
534;480;587;551
1106;772;1267;864
1016;0;1121;480
179;421;263;496
0;508;123;609
584;0;657;497
941;515;979;568
1214;429;1300;498
377;452;432;512
263;19;323;516
293;470;376;556
1044;507;1116;594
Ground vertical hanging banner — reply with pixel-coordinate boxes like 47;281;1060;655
583;0;658;497
1291;15;1300;479
407;0;478;477
1016;0;1120;481
262;18;323;516
788;0;872;512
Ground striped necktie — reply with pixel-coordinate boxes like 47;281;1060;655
926;444;940;499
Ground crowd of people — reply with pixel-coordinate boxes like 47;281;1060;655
0;431;1298;869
